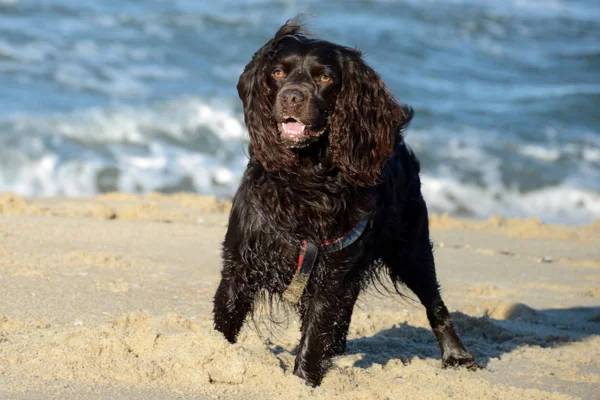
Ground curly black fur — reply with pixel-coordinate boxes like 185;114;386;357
213;18;479;387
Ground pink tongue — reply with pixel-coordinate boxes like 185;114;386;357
282;122;305;137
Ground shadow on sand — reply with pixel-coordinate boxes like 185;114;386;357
345;306;600;369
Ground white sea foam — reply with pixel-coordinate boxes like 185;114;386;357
582;147;600;163
422;175;600;224
518;145;561;162
0;97;248;198
1;99;599;224
408;127;600;223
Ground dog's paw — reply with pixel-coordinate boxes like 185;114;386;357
442;354;481;371
293;361;324;388
213;324;238;344
293;368;320;388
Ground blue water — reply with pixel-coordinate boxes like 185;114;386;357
1;0;599;223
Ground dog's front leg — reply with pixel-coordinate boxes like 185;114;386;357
213;211;260;344
293;279;360;387
213;255;258;344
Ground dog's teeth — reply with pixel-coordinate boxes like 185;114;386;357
282;122;305;136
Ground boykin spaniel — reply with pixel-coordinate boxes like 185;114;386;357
213;19;479;387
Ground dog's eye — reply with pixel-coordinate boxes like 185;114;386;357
318;74;332;84
272;69;286;79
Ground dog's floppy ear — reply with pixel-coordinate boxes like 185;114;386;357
237;20;309;171
329;49;413;187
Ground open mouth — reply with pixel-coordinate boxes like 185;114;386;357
278;118;325;147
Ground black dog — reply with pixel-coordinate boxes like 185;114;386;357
213;20;478;387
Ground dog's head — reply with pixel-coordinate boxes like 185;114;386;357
237;19;413;186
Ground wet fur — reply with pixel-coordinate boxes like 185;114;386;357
213;19;479;387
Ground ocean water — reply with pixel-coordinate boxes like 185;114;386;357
1;0;599;224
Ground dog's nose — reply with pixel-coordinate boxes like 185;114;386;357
281;88;305;105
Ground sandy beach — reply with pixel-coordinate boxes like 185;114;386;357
0;192;598;399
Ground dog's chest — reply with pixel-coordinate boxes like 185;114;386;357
256;189;364;244
245;165;370;242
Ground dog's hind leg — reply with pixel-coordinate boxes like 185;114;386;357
383;217;479;370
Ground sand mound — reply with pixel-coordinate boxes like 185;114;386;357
0;193;36;214
0;313;285;388
484;302;538;321
0;311;584;400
